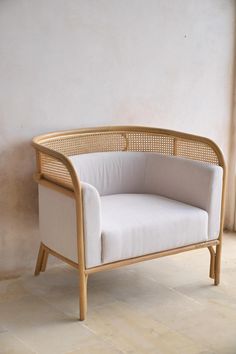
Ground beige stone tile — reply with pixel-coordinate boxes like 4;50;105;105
0;295;95;354
89;266;171;304
83;301;205;354
123;282;236;353
0;232;235;354
41;286;117;318
84;302;166;353
0;324;8;334
148;331;205;354
118;280;206;332
175;304;236;354
66;337;124;354
0;278;30;303
174;281;236;314
0;332;36;354
197;351;217;354
22;266;78;297
22;268;117;317
134;250;212;289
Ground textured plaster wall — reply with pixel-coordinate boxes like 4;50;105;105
0;0;235;275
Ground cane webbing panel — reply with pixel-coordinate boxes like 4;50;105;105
42;133;127;156
38;130;220;189
40;153;73;189
126;133;175;154
175;139;219;165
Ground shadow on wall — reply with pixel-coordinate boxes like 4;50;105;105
0;140;40;276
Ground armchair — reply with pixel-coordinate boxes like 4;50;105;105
32;126;226;320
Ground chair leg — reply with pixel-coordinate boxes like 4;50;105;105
214;244;222;286
208;246;215;279
79;271;88;321
41;249;49;272
34;243;45;276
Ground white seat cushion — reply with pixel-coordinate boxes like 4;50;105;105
101;194;208;264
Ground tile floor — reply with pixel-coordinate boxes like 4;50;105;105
0;232;236;354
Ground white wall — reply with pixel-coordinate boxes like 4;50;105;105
0;0;235;275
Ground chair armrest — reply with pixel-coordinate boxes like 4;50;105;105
145;154;223;240
81;182;102;268
38;181;102;268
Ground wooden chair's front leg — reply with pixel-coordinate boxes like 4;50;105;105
79;270;88;321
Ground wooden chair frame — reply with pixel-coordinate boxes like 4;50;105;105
32;126;226;320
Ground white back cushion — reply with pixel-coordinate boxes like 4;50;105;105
70;152;147;195
69;151;223;239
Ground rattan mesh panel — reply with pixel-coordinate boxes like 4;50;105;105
126;133;174;154
42;133;127;156
39;130;220;189
40;153;73;189
175;139;219;165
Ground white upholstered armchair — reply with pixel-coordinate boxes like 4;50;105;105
32;126;226;320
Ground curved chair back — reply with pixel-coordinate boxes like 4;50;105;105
32;126;225;191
